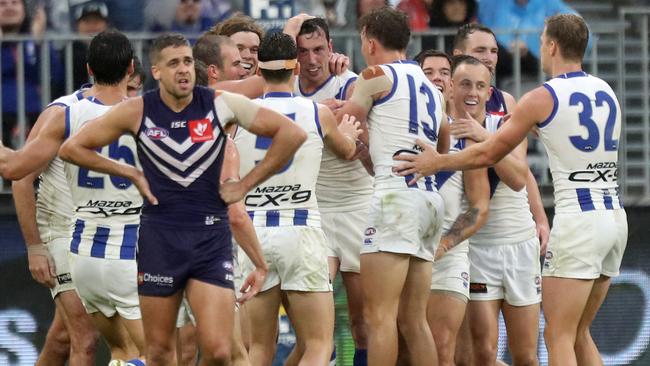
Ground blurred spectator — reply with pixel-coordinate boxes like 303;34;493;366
478;0;581;79
397;0;431;31
210;14;264;78
71;1;109;89
0;0;49;148
427;0;476;52
105;0;145;31
145;0;213;34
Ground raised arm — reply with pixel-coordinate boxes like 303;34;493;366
319;104;361;160
0;106;66;180
214;75;265;99
394;85;552;180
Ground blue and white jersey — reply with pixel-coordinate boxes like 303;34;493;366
138;87;231;229
295;71;373;210
470;114;536;246
235;92;323;228
435;118;469;254
539;71;623;214
486;86;508;116
64;97;142;260
367;61;443;193
36;87;89;242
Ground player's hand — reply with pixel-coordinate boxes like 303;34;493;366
338;114;362;159
450;111;490;142
320;98;344;114
220;179;247;204
393;139;440;184
536;221;550;257
283;13;315;39
434;242;449;261
329;52;350;76
130;167;158;205
237;267;267;304
27;244;56;288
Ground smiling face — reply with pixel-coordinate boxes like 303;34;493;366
230;31;260;78
421;55;452;101
451;62;491;120
152;45;195;100
297;28;332;85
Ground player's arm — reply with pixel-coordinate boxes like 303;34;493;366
319;104;361;160
216;91;307;204
394;86;552;181
59;98;155;202
491;131;528;191
214;75;265;99
0;106;66;180
436;142;490;259
526;170;550;256
220;137;268;302
437;115;450;154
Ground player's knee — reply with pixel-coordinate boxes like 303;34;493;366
69;331;98;356
202;344;231;365
472;340;497;363
510;352;538;366
397;316;428;339
349;314;368;345
147;342;176;364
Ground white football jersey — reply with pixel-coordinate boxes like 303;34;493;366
235;92;323;227
64;97;142;259
539;71;623;214
368;61;444;192
294;71;373;210
470;114;536;246
435;122;469;254
36;89;88;242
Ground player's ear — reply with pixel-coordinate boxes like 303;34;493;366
151;65;161;81
86;63;94;79
127;59;135;78
452;48;462;56
328;38;333;53
208;64;220;81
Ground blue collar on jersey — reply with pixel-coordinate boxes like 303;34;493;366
557;71;588;79
297;74;334;97
262;92;294;98
392;60;418;65
87;96;104;105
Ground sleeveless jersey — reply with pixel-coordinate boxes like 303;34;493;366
235;92;323;227
36;88;88;242
294;71;373;210
368;61;443;192
538;71;623;214
486;86;508;116
470;114;536;245
435;118;469;254
138;86;231;229
64;97;142;259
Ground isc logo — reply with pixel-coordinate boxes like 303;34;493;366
145;127;169;140
171;121;187;128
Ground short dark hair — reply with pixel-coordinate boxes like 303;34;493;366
258;32;297;84
298;18;330;41
545;14;589;62
358;6;410;52
193;34;234;70
414;49;452;68
210;13;264;40
131;55;146;84
87;30;133;85
453;23;496;51
194;60;209;86
451;54;489;75
149;33;190;64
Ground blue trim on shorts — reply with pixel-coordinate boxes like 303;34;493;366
576;188;595;212
70;219;85;254
90;226;110;258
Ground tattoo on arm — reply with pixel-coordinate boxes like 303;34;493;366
441;207;479;251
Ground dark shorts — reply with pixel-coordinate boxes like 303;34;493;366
137;223;234;297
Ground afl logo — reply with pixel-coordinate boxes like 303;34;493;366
145;127;169;140
365;227;376;236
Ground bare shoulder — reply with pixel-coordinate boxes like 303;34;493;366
515;86;555;121
360;65;386;80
